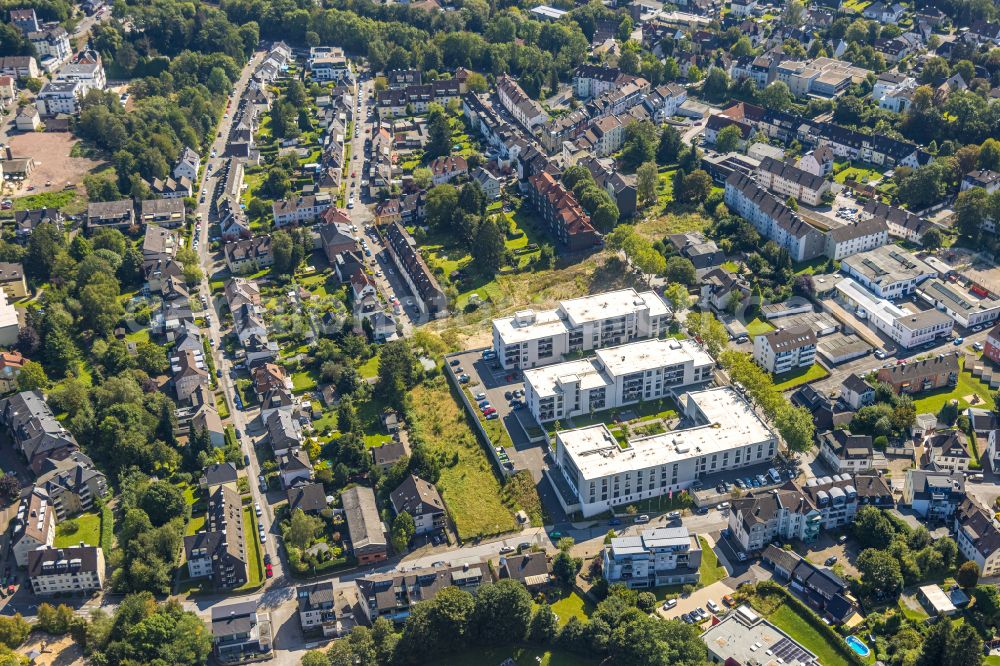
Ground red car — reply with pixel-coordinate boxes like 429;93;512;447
483;407;497;416
265;564;273;578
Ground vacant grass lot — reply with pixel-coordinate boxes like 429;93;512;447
238;506;264;590
54;511;102;547
409;377;519;539
745;317;775;337
698;536;727;585
549;590;594;625
773;363;830;391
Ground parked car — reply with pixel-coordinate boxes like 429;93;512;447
450;359;461;366
954;337;964;345
608;518;621;526
825;556;838;566
635;514;650;523
486;412;499;420
264;553;272;565
666;511;681;521
974;342;984;351
265;564;273;578
707;600;720;614
663;599;677;610
475;392;487;401
255;503;262;517
499;546;515;554
243;454;250;465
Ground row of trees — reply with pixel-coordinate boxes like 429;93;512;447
301;579;707;666
424;181;507;276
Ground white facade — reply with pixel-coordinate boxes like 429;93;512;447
29;546;105;595
554;387;776;517
524;338;714;424
492;289;671;370
916;278;1000;329
835;277;953;348
35;80;83;116
840;246;936;299
752;326;817;374
602;527;702;588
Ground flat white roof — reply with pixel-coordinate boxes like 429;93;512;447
0;291;17;329
493;308;569;345
595;338;713;377
919;584;956;614
558;387;773;481
836;276;906;329
524;358;612;399
559;289;666;328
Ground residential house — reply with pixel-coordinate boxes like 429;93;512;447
11;486;55;567
840;373;875;410
171;350;209;404
200;463;239;492
728;486;820;552
15;106;39;130
752;325;817;374
925;430;973;473
86;200;135;234
796;146;834;177
901;469;965;521
184;485;248;590
0;391;80;474
9;8;39;32
429;155;468;185
962;169;1000;194
984;323;1000;363
761;545;856;624
272;194;332;227
700;267;750;311
139;199;185;228
818;430;874;474
35;452;107;520
287;483;328;515
355;562;489;623
150;176;193;199
498;551;550;589
266;410;302;457
278;448;313;489
390;475;445;536
28;545;105;595
0;351;26;394
0;55;39;79
384;222;448;318
602;527;702;588
0;289;19;347
471;166;502;200
341;486;388;565
953;498;1000;577
297;582;358;638
876;353;959;395
253;363;291;402
35;80;84;115
174;147;200;182
211;601;272;664
224;236;273;274
13;207;61;242
0;262;27;299
496;75;548;129
318;219;359;264
371;440;410;472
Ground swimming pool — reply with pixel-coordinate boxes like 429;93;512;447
846;635;870;657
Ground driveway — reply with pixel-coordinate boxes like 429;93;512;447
656;580;734;623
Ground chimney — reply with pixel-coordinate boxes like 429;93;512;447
5;147;12;160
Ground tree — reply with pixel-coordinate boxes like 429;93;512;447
390;511;415;553
24;221;64;281
301;651;329;666
662;283;690;313
956;560;980;588
139;481;186;527
426;105;452;159
955;187;990;240
782;0;805;26
16;360;48;391
471;218;505;276
686;311;729;357
759;81;793;111
621;121;659;171
857;548;903;600
397;587;475;662
657;125;682;165
425;184;459;232
0;615;30;649
979;138;1000;171
680;170;713;204
528;604;559;643
715;124;743;154
664;256;697;286
36;603;75;635
412;167;433;191
916;619;984;666
0;474;19;503
376;340;418;410
552;549;581;587
271;230;296;276
701;67;730;103
636;161;658;208
922;227;944;249
286;508;324;551
732;36;755;58
471;580;532;645
853;505;896;549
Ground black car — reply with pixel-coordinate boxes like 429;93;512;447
263;553;272;565
449;359;461;366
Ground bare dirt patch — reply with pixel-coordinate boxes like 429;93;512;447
6;132;105;193
17;633;85;666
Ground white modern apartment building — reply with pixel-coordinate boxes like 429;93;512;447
840;246;936;299
553;387;776;517
492;289;671;370
524;338;714;424
835;277;953;348
602;527;702;588
752;325;817;374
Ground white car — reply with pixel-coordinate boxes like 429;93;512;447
255;503;262;516
662;599;678;610
707;600;720;614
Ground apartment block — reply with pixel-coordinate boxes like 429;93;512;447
524;338;714;424
755;157;831;206
183;485;249;590
383;222;447;319
602;527;702;588
875;352;959;395
824;218;889;261
752;325;816;374
953;497;1000;577
28;545;104;595
724;172;826;262
11;486;55;567
553;387;776;517
901;469;965;521
492;288;671;370
526;172;600;252
355;562;489;624
496;75;548;129
212;601;272;664
297;582;357;638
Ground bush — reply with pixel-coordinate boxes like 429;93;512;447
59;519;80;535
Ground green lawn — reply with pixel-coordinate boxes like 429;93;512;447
772;363;830;392
290;371;317;393
793;256;833;275
556;398;679;433
549;591;594;625
721;260;740;273
54;511;102;547
357;353;380;380
767;606;857;666
698;536;727;585
237;505;264;590
912;358;996;414
984;657;1000;666
125;328;151;343
184;485;206;536
440;646;598;666
834;164;882;185
12;189;84;213
745;317;775;337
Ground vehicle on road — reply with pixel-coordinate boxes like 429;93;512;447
706;600;720;614
635;514;650;523
666;511;681;520
954;337;964;345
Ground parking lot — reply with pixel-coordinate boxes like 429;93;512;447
692;459;802;508
657;580;735;624
793;532;860;578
